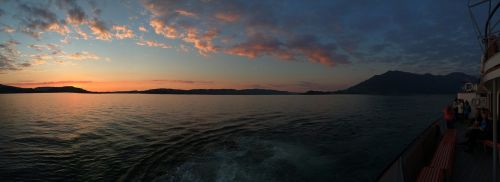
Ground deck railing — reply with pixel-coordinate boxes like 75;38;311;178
377;117;444;182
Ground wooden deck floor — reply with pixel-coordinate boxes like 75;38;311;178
452;122;500;182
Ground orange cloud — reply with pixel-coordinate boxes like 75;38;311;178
175;9;197;17
183;28;218;55
150;19;178;39
113;25;135;39
142;1;164;17
214;12;240;22
225;35;288;59
18;3;70;38
74;26;89;40
66;11;86;25
136;40;172;49
30;59;47;65
47;22;71;35
2;26;15;33
295;48;337;66
225;34;349;66
62;51;100;61
89;19;112;41
289;35;349;66
138;26;148;32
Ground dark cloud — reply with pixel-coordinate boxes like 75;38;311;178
88;18;112;40
58;0;113;41
288;35;349;66
17;3;69;38
88;0;102;16
56;0;89;25
141;0;351;66
225;34;349;66
14;0;114;41
139;0;479;70
379;0;478;74
5;0;482;72
67;6;87;24
225;34;289;59
0;40;30;71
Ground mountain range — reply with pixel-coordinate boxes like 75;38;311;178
334;71;477;94
0;71;477;95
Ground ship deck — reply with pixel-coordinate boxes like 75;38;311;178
452;122;500;182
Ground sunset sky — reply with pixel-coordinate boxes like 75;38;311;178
0;0;480;92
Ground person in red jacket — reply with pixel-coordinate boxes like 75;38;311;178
443;105;455;128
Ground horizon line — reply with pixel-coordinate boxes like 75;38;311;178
1;83;338;93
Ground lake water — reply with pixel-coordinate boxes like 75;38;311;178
0;94;453;181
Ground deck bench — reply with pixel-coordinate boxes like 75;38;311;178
430;143;455;175
480;140;500;163
430;129;456;180
416;167;444;182
441;129;456;144
480;140;500;149
416;129;456;181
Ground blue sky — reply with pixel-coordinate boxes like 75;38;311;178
0;0;482;91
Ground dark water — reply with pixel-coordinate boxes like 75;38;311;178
0;94;453;182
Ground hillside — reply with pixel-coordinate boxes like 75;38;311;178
335;71;477;94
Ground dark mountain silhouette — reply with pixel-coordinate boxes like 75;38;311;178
0;84;90;93
0;71;477;95
0;84;34;93
335;71;478;94
33;86;90;93
0;84;293;95
141;88;292;95
301;90;334;95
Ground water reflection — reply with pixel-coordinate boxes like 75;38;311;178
0;94;452;181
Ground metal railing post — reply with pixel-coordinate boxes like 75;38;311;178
493;79;497;182
399;156;406;182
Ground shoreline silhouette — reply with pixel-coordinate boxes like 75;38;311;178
1;71;476;95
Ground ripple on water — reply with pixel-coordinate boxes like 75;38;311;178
0;94;453;181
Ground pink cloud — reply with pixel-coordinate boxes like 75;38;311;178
214;12;240;22
138;26;148;32
183;28;218;55
62;51;100;61
225;34;349;66
74;26;90;40
47;23;70;35
113;25;135;39
88;19;112;41
225;34;291;59
150;19;178;39
175;9;197;17
136;40;172;49
138;0;351;67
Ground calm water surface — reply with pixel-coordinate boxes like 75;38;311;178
0;94;453;181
